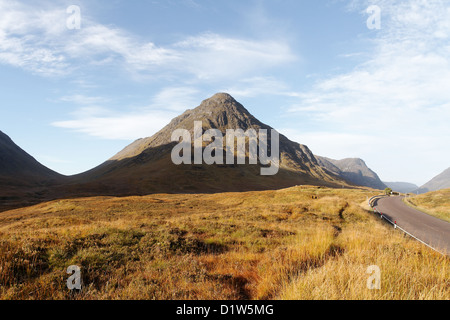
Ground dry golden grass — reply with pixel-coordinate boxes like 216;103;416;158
0;186;448;300
404;189;450;223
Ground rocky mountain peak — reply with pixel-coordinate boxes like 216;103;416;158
188;93;256;128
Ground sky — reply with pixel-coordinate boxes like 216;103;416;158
0;0;449;186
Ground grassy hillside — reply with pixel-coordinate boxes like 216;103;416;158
0;186;448;300
404;189;450;223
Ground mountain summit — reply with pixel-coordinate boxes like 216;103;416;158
70;93;347;195
110;93;266;162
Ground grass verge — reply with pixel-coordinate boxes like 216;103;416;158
403;189;450;223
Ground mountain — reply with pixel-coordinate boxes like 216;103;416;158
384;182;419;193
0;130;62;186
316;156;387;190
66;93;348;195
415;167;450;194
0;130;64;211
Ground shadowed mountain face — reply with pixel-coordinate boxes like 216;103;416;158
0;130;65;211
316;156;387;190
415;167;450;194
0;131;63;186
67;93;347;195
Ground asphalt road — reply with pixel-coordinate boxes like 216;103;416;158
374;196;450;255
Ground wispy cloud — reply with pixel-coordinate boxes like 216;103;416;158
52;86;199;140
287;0;450;184
0;0;297;141
0;1;296;81
222;77;299;98
151;87;200;112
53;110;177;141
174;33;296;80
0;1;69;76
59;94;110;105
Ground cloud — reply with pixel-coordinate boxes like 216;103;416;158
222;77;299;98
0;0;80;76
53;110;177;140
0;0;178;76
281;128;447;185
59;95;110;105
63;24;179;71
151;87;200;111
287;0;450;184
1;0;297;141
174;33;296;80
0;0;297;142
0;1;296;81
52;86;199;140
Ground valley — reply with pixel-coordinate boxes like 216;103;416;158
1;93;449;301
0;186;448;300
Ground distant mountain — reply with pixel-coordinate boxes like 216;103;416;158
415;167;450;194
316;156;387;190
67;93;348;196
384;182;419;193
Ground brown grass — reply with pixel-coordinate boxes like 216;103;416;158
404;189;450;223
0;186;448;300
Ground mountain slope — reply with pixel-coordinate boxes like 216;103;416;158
0;130;65;211
0;130;63;186
67;93;347;195
316;156;387;190
415;167;450;194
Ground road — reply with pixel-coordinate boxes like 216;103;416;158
373;196;450;255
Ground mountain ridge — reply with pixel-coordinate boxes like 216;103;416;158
67;93;349;195
414;167;450;194
1;93;391;211
0;130;65;211
0;130;63;186
316;156;387;190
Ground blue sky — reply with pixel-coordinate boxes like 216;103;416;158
0;0;449;186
